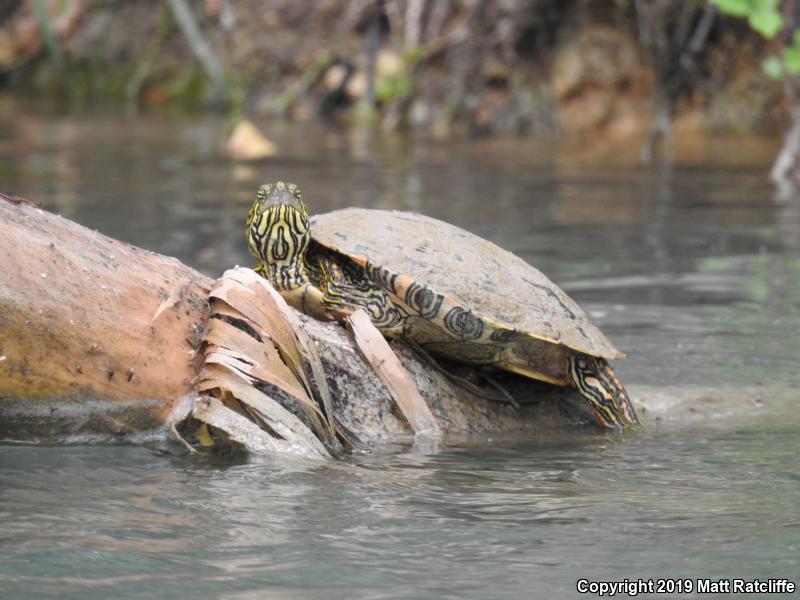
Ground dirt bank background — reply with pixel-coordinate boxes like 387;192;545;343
0;0;786;142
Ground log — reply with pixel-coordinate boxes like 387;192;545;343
0;195;585;447
0;196;209;438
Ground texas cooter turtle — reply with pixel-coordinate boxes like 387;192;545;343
246;182;638;429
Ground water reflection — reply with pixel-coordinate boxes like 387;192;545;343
1;424;798;598
2;112;799;385
1;109;799;598
2;111;799;386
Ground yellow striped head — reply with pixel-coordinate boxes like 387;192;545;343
246;182;310;288
568;355;639;430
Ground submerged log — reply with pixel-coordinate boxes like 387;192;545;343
0;196;585;448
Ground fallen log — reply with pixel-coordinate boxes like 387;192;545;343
0;195;587;450
0;195;209;438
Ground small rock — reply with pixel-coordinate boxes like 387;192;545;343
377;49;403;78
225;120;277;161
324;63;349;91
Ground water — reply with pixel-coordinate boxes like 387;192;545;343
1;110;799;598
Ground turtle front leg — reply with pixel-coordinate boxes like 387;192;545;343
567;354;639;429
255;261;336;321
291;282;341;321
315;255;408;337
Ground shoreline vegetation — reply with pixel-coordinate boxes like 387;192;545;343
1;1;799;178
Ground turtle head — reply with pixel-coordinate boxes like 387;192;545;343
568;355;639;430
246;182;311;288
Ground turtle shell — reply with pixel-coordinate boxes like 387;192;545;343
310;208;623;360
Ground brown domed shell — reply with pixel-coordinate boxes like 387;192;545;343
310;208;623;360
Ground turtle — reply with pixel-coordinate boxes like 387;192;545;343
246;182;638;429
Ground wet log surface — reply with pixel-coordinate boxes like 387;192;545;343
0;198;210;438
0;197;585;446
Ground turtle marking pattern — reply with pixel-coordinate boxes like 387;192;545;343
443;306;484;341
315;253;408;333
246;183;313;292
567;355;637;428
248;201;310;291
404;282;444;320
364;261;399;296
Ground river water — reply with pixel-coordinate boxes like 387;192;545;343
1;112;798;598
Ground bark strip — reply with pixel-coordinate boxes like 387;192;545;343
348;309;441;437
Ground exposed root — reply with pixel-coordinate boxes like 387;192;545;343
170;421;197;454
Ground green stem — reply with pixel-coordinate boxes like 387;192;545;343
164;0;230;105
32;0;68;88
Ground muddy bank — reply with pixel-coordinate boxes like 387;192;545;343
0;1;786;139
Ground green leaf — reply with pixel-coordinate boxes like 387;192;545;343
749;8;783;39
762;54;783;79
752;0;782;14
713;0;783;39
711;0;752;17
785;46;800;75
